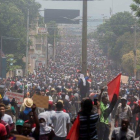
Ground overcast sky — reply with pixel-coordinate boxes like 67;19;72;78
36;0;133;18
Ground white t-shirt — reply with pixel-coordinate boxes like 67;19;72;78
51;111;70;137
2;114;13;125
45;110;55;125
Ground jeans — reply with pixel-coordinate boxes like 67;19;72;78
53;136;66;140
98;122;110;140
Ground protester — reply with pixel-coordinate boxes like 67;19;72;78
98;95;110;140
38;113;54;140
0;123;7;140
78;98;99;140
51;101;70;140
15;119;24;135
22;104;40;140
19;98;33;121
111;119;135;140
0;111;10;138
0;103;14;132
115;97;132;127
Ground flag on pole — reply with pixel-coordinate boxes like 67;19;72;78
107;74;121;102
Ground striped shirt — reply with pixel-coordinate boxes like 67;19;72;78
79;112;99;140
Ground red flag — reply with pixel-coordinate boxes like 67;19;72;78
66;115;79;140
107;74;121;102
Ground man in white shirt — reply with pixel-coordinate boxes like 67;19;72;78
112;119;134;140
0;104;14;132
51;101;70;140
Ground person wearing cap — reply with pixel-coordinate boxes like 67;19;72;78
19;98;33;121
115;97;132;127
15;119;24;135
0;103;14;132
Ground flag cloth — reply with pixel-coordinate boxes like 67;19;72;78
107;74;121;102
66;115;79;140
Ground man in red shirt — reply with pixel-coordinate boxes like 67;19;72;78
0;123;7;140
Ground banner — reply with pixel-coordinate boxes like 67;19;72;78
6;92;24;105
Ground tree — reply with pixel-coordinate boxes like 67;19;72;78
122;50;140;75
0;0;41;72
131;0;140;18
89;12;136;63
6;54;21;72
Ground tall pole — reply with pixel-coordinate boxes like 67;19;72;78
45;25;48;69
134;21;137;79
53;29;56;61
26;9;29;76
47;41;49;67
1;37;2;57
82;0;87;76
0;37;2;78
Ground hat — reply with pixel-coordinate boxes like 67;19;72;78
16;119;24;126
3;96;10;105
58;100;63;104
51;88;55;91
121;97;127;100
24;98;33;108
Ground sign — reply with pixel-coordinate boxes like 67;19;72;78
121;75;129;84
38;27;47;33
6;92;24;105
32;94;49;108
15;69;23;77
44;9;80;24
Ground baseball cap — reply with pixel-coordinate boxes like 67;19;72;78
121;97;127;100
16;119;24;126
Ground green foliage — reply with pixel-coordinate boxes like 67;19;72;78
6;54;21;72
0;0;41;72
131;0;140;18
88;12;140;75
122;50;140;75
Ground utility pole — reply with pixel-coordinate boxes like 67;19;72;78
26;9;29;76
82;0;87;76
134;21;137;79
53;29;56;61
1;37;2;57
45;24;48;69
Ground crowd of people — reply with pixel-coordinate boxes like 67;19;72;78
0;38;140;140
